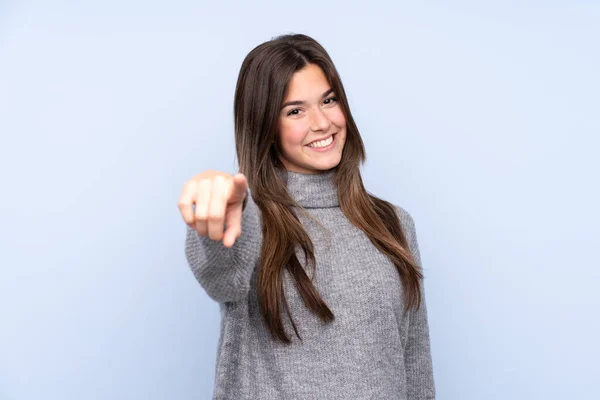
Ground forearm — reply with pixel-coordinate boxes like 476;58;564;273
185;191;263;302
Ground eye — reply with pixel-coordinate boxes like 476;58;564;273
324;96;338;105
287;108;301;116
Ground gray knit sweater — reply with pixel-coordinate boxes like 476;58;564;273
185;169;435;399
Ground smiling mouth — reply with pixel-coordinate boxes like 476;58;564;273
306;133;337;148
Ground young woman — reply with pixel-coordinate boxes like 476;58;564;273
178;34;435;400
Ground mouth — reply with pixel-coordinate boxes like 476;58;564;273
305;133;337;151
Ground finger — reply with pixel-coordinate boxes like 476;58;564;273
230;173;248;204
194;178;212;236
222;201;243;248
178;180;198;225
207;176;231;241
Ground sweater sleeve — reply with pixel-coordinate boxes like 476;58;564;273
396;207;436;400
184;189;263;303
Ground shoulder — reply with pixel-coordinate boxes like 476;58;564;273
388;203;421;263
390;203;417;235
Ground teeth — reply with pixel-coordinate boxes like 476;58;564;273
308;136;334;148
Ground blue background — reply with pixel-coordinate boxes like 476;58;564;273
1;1;599;399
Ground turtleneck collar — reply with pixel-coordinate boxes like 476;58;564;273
277;167;339;209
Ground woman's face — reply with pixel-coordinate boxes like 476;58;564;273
276;63;347;174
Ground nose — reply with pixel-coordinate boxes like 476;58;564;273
309;107;331;132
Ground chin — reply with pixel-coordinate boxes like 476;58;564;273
308;159;341;172
281;153;342;174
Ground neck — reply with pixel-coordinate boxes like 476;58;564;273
277;168;339;209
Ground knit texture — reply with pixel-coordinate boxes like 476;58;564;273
185;169;435;399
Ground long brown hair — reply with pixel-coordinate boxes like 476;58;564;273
234;34;423;344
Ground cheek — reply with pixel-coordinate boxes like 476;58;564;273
279;120;309;148
329;107;347;129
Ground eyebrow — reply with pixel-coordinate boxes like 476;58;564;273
281;88;335;109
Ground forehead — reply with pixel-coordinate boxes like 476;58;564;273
285;64;330;98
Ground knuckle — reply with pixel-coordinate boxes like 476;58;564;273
207;213;222;222
184;180;198;192
198;178;211;187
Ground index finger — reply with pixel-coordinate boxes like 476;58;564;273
230;173;248;204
